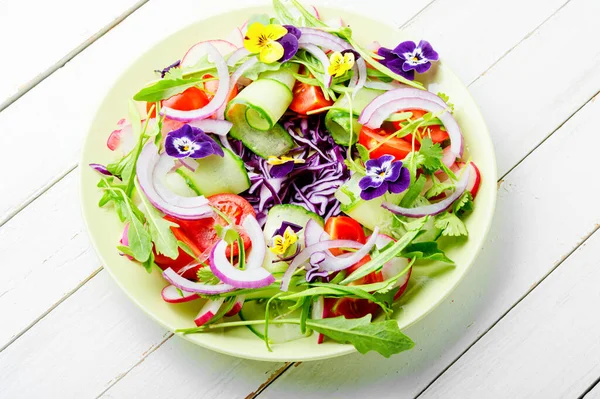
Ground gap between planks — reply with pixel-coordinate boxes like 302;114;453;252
0;0;150;114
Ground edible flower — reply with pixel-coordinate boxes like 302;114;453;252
377;40;439;80
164;124;224;159
155;60;181;78
267;156;305;178
272;221;302;237
328;50;355;77
244;22;299;64
270;226;299;255
359;155;410;201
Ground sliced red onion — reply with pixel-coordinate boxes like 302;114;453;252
162;268;236;294
359;88;463;157
89;163;112;176
162;43;230;122
216;56;259;119
194;298;225;326
280;239;363;291
187;119;233;136
350;58;366;98
137;143;212;219
224;295;245;317
299;43;331;87
304;219;329;247
161;285;199;303
436;146;457;175
209;215;273;289
383;166;471;217
227;47;251;67
320;227;379;272
177;158;199;172
153;152;210;209
298;28;348;52
181;39;237;68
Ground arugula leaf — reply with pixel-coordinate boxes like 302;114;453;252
356;144;370;162
197;268;220;285
341;219;427;284
435;212;468;237
142;251;157;273
178;240;198;260
133;77;206;102
453;191;474;216
306;315;414;357
373;288;399;309
127;210;153;263
401;242;454;263
399;175;426;208
116;245;135;258
136;181;179;260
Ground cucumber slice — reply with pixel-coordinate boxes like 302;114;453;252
176;147;250;196
414;215;442;243
324;88;383;145
239;299;306;344
263;204;324;239
164;171;199;197
231;79;292;131
335;173;405;235
259;65;299;90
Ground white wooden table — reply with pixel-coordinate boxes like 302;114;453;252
1;0;599;397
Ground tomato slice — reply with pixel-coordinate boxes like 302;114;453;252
393;109;449;144
153;194;256;280
289;80;333;115
203;73;239;103
359;125;417;162
323;217;383;320
146;86;210;118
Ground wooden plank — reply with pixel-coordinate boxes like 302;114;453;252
0;0;144;108
251;93;600;398
420;212;600;397
0;170;101;350
0;271;285;399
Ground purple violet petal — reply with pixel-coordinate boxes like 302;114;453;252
384;160;403;182
392;41;417;57
365;154;394;171
341;49;361;60
273;221;303;238
377;47;397;62
418;40;439;61
386;59;415;79
278;33;299;63
270;161;295;178
360;182;390;201
387;167;411;194
359;174;383;190
413;62;432;74
283;25;302;39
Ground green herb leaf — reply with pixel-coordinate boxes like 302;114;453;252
435;212;468;237
399;175;426;208
197;268;220;285
426;175;455;199
127;212;153;263
356;143;370;162
418;137;444;174
242;61;282;80
306;315;414;357
116;245;135;258
133;77;205;102
272;0;299;25
141;251;157;273
300;297;311;335
453;191;474;216
401;241;454;263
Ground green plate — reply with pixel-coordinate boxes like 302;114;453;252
80;5;497;362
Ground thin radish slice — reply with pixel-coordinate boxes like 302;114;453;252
225;27;244;48
118;223;134;260
137;143;212;220
181;39;237;68
209;215;273;289
224;295;245;317
377;235;412;300
187;119;233;136
320;227;380;272
359;88;463;157
324;17;345;28
366;40;381;52
312;296;326;344
163;268;236;294
467;162;482;199
162;43;230;122
161;285;199;303
194;298;225;326
299;43;331;87
107;119;135;154
281;238;364;291
308;5;320;19
227;48;251;67
383;166;471;217
434;146;457;175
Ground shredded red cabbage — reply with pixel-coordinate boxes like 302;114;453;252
229;115;350;225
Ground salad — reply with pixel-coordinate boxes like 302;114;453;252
90;0;482;358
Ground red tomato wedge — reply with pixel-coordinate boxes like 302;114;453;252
289;80;333;115
359;125;417;162
146;86;210;118
393;109;450;144
324;216;366;256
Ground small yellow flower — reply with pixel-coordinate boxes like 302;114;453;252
328;51;355;77
269;227;299;255
244;22;288;64
267;156;306;166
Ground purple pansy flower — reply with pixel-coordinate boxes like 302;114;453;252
278;25;301;63
164;124;224;159
272;221;303;238
377;40;438;81
359;155;410;201
155;60;181;78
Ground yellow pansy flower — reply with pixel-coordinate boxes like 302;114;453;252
267;156;306;166
328;51;355;77
269;227;299;255
244;22;288;64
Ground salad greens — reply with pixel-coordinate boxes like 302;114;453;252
90;0;482;358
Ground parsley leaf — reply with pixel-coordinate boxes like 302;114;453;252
401;241;454;263
426;175;455;199
197;268;220;285
435;212;468;237
453;191;474;216
418;137;444;174
437;92;455;112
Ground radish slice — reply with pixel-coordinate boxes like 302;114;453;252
194;298;225;326
181;39;237;68
383;166;471;217
187;119;233;136
320;227;380;272
119;223;134;260
209;215;273;289
107;119;135;154
225;28;244;48
227;48;251;67
161;285;198;303
308;5;320;19
136;142;212;220
435;146;457;175
377;235;412;300
312;296;326;344
299;44;331;87
467;162;482;199
163;268;236;294
224;295;245;317
359;88;463;157
162;43;230;122
281;238;364;291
